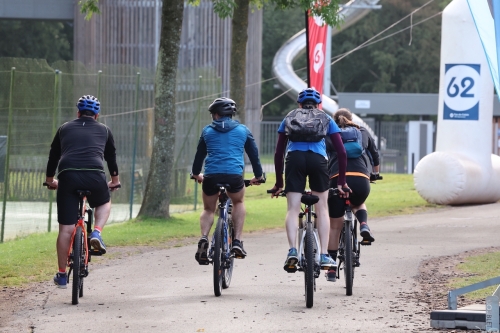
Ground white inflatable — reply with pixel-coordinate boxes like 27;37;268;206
414;0;500;205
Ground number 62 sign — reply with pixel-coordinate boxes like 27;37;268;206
443;64;480;120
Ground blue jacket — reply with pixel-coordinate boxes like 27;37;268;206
191;117;263;177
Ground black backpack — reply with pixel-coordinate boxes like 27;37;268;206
284;108;330;142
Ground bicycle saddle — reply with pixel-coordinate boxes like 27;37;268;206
301;194;319;205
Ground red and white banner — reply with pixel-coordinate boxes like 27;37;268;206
307;12;328;105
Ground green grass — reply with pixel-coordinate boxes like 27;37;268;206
449;251;500;300
1;173;438;287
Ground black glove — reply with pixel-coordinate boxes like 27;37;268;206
370;173;382;182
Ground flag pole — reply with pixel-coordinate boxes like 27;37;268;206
305;10;311;87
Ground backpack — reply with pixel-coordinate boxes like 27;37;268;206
339;126;364;158
284;108;330;142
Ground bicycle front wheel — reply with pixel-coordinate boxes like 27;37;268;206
222;213;234;289
344;220;354;296
72;226;85;305
304;221;315;308
213;218;224;297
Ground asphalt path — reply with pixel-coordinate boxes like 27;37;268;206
5;202;500;332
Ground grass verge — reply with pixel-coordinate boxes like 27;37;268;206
2;173;438;286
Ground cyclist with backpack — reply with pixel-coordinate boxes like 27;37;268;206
191;97;264;264
269;88;349;273
326;108;380;277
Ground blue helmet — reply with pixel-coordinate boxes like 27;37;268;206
77;95;100;114
297;88;321;104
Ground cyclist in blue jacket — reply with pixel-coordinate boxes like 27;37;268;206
191;97;264;264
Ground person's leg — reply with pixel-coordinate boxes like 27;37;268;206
195;191;218;264
90;201;111;253
285;192;302;248
200;192;219;236
328;217;344;253
94;201;111;230
353;203;375;242
311;190;330;254
226;187;245;240
57;224;75;272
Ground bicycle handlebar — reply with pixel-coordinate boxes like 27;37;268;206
43;182;122;190
190;172;266;188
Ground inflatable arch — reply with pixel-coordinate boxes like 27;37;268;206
414;0;500;205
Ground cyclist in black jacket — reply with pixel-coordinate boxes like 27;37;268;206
44;95;121;289
326;108;380;271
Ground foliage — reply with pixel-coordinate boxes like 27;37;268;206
79;0;101;20
0;21;73;64
261;0;452;118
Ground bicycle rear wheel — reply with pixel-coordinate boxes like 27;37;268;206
344;220;354;296
72;226;84;305
222;213;234;289
213;218;224;297
304;221;315;308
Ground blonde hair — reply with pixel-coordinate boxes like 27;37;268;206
334;108;359;129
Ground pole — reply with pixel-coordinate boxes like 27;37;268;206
194;76;203;210
97;70;102;119
129;72;140;219
493;0;500;85
305;10;311;87
1;67;15;243
48;70;61;232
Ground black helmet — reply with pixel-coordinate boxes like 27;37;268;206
208;97;237;116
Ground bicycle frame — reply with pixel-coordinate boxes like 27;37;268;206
212;188;233;262
67;194;90;268
297;203;320;270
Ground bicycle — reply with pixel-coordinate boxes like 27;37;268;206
329;173;381;296
268;189;321;308
43;182;121;304
193;175;265;297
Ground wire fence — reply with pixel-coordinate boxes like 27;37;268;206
0;58;415;242
0;58;219;242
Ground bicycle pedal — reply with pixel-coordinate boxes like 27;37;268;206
90;249;104;256
284;265;298;273
360;240;372;246
325;270;337;282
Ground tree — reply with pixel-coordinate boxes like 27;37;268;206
0;20;73;63
79;0;184;218
213;0;343;124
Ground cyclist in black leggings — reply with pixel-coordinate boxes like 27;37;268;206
326;108;380;268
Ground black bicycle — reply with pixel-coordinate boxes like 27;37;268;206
194;175;265;297
330;173;381;296
269;190;321;308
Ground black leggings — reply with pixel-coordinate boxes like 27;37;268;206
328;176;370;218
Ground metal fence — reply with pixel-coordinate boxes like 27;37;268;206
0;58;416;242
0;58;216;242
258;120;410;174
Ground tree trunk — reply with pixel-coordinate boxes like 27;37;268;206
138;0;184;218
230;0;250;124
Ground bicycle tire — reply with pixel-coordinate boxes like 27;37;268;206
304;221;315;308
213;217;224;297
344;220;354;296
72;226;84;305
222;210;234;289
